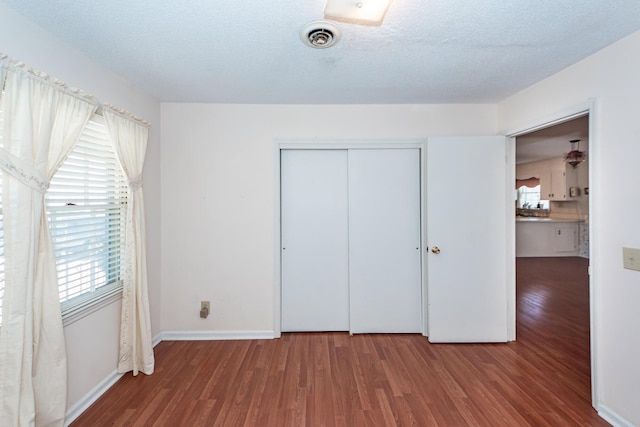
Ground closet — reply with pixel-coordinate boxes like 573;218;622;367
280;148;421;333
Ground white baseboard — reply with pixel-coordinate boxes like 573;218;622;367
64;370;124;426
152;332;163;347
159;330;276;341
597;404;635;427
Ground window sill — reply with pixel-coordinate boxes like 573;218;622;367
62;287;122;327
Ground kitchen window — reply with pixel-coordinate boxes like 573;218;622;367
517;184;549;210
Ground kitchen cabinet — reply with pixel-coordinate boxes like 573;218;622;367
516;218;580;257
554;224;577;253
539;158;577;201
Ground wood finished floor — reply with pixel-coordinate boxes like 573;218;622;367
71;257;607;426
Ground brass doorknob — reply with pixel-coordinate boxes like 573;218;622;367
431;246;441;254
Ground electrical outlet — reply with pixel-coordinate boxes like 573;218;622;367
622;247;640;272
200;301;211;318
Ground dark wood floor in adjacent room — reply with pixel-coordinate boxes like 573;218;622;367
71;257;607;426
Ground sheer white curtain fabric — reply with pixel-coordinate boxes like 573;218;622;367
0;66;97;426
104;110;154;376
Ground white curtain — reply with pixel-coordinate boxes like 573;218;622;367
0;64;97;425
104;110;154;376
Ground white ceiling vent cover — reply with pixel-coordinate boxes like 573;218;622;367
300;21;342;49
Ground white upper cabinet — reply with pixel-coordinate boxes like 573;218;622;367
540;157;577;201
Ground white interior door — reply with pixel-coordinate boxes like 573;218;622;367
427;136;508;342
281;150;350;331
348;149;422;333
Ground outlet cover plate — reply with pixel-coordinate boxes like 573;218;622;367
622;247;640;272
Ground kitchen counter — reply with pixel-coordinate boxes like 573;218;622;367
516;217;584;223
516;218;584;257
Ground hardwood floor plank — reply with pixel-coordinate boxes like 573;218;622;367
71;257;608;426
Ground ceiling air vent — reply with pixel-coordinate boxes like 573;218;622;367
300;21;342;49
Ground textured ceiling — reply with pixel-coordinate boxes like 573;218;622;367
2;0;640;104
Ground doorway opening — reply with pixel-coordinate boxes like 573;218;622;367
513;113;594;407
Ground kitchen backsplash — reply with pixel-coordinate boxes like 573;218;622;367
516;207;550;217
548;200;588;220
579;222;589;258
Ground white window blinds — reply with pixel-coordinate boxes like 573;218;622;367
46;115;128;312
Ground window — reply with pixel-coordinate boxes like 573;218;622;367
517;185;549;210
0;110;126;326
46;115;128;319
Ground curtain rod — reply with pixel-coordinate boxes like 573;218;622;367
1;52;151;128
100;103;150;128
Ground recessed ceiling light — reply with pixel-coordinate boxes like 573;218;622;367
324;0;392;26
300;21;342;49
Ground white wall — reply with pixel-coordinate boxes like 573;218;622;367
0;2;162;415
160;103;497;333
498;30;640;426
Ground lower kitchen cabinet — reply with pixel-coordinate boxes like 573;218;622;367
516;219;581;257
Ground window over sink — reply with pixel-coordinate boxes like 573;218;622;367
517;184;549;210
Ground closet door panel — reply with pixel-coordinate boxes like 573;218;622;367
348;149;422;333
281;150;350;331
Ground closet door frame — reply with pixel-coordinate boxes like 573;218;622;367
273;139;428;338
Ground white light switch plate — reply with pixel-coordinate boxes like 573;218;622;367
622;247;640;272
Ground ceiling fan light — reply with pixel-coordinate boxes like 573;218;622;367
324;0;392;26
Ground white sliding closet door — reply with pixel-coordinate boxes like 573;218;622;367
281;150;350;331
348;149;422;333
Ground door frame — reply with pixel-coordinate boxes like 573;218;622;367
502;99;597;408
273;139;428;338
